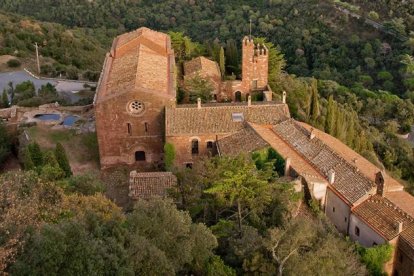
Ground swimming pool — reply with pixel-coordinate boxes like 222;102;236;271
62;115;79;126
34;114;61;121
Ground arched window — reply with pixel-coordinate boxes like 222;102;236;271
206;141;214;149
191;139;199;155
135;151;146;161
127;123;132;135
235;91;242;102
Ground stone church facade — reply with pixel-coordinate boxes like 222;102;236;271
94;28;176;169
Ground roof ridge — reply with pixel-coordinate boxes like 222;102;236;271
365;195;414;222
273;119;375;203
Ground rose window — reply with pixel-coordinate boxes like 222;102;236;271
128;100;145;114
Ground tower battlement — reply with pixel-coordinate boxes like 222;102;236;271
241;37;269;93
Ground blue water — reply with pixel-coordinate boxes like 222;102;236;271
62;115;79;126
34;114;60;121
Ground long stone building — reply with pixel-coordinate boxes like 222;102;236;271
95;27;414;275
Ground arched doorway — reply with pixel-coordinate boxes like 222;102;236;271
135;151;146;161
235;91;242;102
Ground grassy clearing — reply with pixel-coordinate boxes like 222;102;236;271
26;125;99;174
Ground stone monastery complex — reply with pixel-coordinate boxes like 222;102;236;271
95;27;414;275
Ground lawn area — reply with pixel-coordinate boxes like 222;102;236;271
27;125;100;174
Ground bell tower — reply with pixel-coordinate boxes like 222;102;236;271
241;37;269;93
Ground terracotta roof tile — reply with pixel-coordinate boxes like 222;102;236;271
272;119;375;204
386;191;414;218
165;102;289;136
217;125;269;156
129;171;177;199
353;195;414;240
249;123;326;182
184;56;220;77
399;225;414;258
95;27;175;104
298;122;403;192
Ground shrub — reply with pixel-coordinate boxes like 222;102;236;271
40;164;65;181
0;122;11;166
7;59;21;68
357;243;392;276
164;143;176;171
59;174;105;195
21;146;34;170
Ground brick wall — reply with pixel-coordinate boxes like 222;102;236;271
166;133;231;166
96;89;175;169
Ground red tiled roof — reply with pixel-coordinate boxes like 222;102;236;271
399;225;414;259
129;171;177;199
249;123;326;183
272;119;376;204
386;191;414;218
165;102;289;136
353;195;414;240
184;56;220;78
217;124;269;156
95;27;175;104
298;122;403;192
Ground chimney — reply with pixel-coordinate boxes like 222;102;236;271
282;91;287;104
197;98;201;109
284;157;291;176
248;95;252;106
263;91;272;102
309;128;316;140
375;170;386;197
396;221;404;234
328;169;335;184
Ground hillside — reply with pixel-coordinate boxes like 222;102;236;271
340;0;414;32
0;11;109;80
0;0;412;95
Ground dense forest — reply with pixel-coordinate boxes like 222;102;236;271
0;0;413;97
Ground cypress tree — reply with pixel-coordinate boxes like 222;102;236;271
22;147;34;170
325;95;336;135
28;142;43;167
1;90;9;108
308;79;320;122
335;108;346;142
225;39;239;75
219;46;225;79
346;112;356;148
55;142;72;177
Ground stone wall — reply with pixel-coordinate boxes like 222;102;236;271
325;187;351;234
348;213;387;247
166;133;230;166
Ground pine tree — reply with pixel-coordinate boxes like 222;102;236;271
219;46;225;79
325;95;336;135
55;142;72;177
1;90;9;108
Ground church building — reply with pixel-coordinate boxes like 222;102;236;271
95;27;414;275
